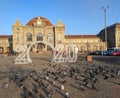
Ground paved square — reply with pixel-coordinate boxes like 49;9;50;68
0;53;120;98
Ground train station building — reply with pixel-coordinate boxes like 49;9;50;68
0;16;106;53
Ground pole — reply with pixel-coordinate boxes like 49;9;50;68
104;8;107;50
102;6;109;50
53;26;56;48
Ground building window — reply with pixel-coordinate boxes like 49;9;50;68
81;46;85;51
93;46;97;51
118;32;120;36
3;40;7;44
90;40;93;42
94;40;99;42
100;45;104;50
16;28;20;30
47;33;52;42
118;38;120;42
26;33;32;41
87;46;91;51
16;32;19;42
118;45;120;47
47;46;52;51
58;34;62;44
37;33;43;41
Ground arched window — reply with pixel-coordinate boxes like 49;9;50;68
47;33;52;42
58;34;62;44
81;46;85;51
93;46;97;51
16;32;19;42
88;46;91;51
118;45;120;47
118;38;120;42
100;45;104;50
37;33;43;41
26;33;32;41
118;32;120;36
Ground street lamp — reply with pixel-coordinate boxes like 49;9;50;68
102;6;109;50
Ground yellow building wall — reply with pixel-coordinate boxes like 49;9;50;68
12;18;106;53
0;38;11;53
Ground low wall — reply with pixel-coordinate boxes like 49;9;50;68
92;55;120;65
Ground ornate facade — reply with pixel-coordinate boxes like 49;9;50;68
12;16;65;52
0;16;103;54
0;35;12;53
12;16;106;53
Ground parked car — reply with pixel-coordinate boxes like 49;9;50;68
99;50;113;56
109;50;120;56
102;49;115;56
89;51;102;55
101;51;108;55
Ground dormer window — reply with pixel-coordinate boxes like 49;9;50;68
37;20;41;25
37;17;42;25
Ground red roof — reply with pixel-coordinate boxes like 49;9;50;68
0;35;12;38
26;16;53;26
65;35;98;39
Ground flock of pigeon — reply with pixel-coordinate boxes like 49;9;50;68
0;62;120;98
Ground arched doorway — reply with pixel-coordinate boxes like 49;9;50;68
29;41;55;51
28;41;56;62
0;47;4;54
36;43;45;52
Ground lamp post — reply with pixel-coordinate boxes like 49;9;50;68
53;26;56;48
102;6;109;50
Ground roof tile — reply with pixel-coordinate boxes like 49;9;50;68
26;16;53;26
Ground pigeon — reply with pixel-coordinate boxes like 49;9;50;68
79;84;85;91
32;88;39;94
46;83;51;89
19;83;25;89
52;80;56;85
47;89;53;98
54;76;59;80
61;80;67;84
45;76;49;80
60;85;64;90
2;82;8;89
117;70;120;76
103;74;109;79
91;83;96;90
64;91;69;98
74;73;78;80
19;77;26;82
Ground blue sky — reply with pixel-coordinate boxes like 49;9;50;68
0;0;120;35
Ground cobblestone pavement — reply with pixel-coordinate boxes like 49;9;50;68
0;53;120;98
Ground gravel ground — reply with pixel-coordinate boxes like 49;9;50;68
0;53;120;98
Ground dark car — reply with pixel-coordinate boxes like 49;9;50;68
90;51;102;55
102;50;110;55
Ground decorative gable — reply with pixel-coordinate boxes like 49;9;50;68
56;20;64;26
12;19;22;26
26;16;53;26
